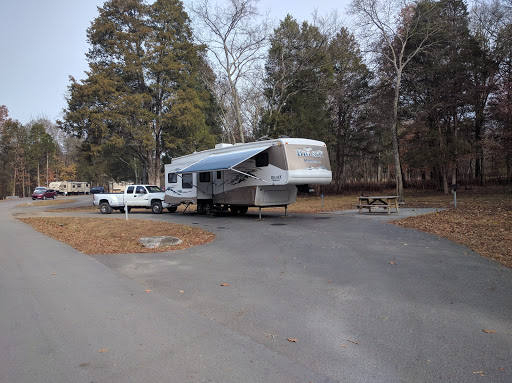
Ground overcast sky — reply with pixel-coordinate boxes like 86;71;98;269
0;0;351;125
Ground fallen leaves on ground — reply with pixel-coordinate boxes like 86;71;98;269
220;283;230;286
21;186;512;268
393;186;512;269
287;338;299;343
98;348;109;353
482;329;496;333
347;340;360;345
18;217;215;255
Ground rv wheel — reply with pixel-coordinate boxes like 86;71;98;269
167;206;177;213
238;206;248;215
205;203;214;215
197;204;205;215
230;206;239;214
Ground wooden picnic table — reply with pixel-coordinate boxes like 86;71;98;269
356;195;399;214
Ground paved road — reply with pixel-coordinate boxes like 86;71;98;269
2;197;511;382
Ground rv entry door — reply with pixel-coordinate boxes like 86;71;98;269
213;170;225;203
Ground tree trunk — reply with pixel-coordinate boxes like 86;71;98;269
451;164;457;195
391;75;404;201
154;121;162;187
442;165;450;194
46;152;49;186
507;156;512;183
12;166;17;196
142;158;148;184
224;44;245;144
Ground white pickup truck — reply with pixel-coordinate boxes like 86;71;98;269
93;185;177;214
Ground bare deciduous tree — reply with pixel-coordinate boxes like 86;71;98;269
190;0;269;143
349;0;437;200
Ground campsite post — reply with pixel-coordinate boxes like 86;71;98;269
451;184;458;208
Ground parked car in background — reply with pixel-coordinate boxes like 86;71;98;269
90;186;105;194
32;189;57;200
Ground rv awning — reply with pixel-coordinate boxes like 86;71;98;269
177;145;271;173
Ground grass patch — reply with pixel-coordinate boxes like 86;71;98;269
20;198;76;208
253;194;357;214
18;217;215;255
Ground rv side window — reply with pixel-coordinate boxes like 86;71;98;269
255;152;269;167
182;173;193;189
168;173;177;183
126;186;134;194
217;171;222;179
199;172;210;183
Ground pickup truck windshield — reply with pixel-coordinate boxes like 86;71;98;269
146;186;164;193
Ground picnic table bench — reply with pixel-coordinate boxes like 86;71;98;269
356;195;399;214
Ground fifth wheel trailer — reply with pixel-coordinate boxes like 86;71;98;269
164;138;332;214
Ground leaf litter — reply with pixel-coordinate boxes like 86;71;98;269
18;217;215;255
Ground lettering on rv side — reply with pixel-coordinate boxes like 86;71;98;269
296;147;323;158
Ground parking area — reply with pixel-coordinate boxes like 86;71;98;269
3;197;512;382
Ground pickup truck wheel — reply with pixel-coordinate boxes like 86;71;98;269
151;201;163;214
167;206;177;213
100;202;113;214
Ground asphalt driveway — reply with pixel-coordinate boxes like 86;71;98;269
2;197;511;382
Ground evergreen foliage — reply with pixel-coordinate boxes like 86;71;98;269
59;0;221;185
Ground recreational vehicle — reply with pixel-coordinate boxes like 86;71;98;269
49;181;90;195
164;138;332;214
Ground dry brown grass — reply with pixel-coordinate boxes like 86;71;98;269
253;194;357;214
18;217;215;255
20;198;76;207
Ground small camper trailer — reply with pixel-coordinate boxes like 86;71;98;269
164;138;331;214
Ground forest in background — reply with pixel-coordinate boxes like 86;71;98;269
1;0;512;199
